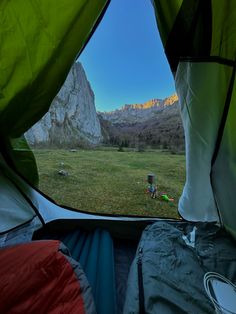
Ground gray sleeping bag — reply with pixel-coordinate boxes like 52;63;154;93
123;221;236;314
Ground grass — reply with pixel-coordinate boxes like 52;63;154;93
33;147;186;218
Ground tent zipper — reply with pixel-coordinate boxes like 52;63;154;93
137;247;145;314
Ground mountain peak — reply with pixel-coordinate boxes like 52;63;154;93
163;94;178;106
121;99;162;111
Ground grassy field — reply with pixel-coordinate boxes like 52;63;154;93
33;148;186;218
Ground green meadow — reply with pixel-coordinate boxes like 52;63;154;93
34;148;186;218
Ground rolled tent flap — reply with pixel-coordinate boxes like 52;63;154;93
0;0;109;183
175;61;232;223
152;0;236;237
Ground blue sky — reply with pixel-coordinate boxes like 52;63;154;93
79;0;175;112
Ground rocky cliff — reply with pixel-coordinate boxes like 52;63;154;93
25;62;102;147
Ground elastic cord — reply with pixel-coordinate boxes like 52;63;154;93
203;272;236;314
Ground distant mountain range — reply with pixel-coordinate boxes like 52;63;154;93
98;94;178;123
98;94;185;150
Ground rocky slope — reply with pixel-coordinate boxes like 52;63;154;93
98;94;185;150
25;62;102;147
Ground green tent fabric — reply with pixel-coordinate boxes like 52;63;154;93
0;0;109;185
152;0;236;239
152;0;236;72
1;136;39;186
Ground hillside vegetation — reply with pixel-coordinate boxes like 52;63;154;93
34;148;186;218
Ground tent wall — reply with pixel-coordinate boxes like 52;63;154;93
213;79;236;239
0;167;41;234
152;0;236;238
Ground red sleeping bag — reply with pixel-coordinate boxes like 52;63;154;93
0;240;96;314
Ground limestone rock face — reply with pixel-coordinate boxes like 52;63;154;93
25;62;102;146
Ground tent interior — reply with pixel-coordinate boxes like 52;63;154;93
1;1;236;313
